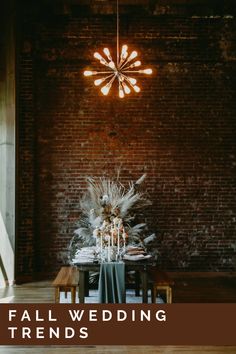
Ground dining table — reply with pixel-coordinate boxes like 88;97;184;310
74;259;155;303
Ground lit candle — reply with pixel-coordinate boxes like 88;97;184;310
100;235;103;260
111;227;114;247
117;221;121;255
122;232;126;253
107;236;111;262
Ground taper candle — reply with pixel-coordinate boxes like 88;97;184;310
111;227;114;247
117;220;121;255
100;234;103;260
107;236;111;262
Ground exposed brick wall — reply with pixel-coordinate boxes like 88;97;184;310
17;18;36;279
16;1;236;280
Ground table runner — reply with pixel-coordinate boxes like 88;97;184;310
98;262;125;303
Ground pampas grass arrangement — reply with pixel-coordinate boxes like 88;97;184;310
68;174;152;262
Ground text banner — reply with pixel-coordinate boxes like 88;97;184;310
0;304;235;345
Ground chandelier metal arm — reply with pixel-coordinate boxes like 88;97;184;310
123;70;143;73
93;71;114;75
97;71;113;74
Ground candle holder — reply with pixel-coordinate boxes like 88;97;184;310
99;246;113;262
99;247;106;263
98;244;126;263
109;246;118;261
115;247;123;262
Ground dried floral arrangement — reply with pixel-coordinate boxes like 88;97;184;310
68;173;154;262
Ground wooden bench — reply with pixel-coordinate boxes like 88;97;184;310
52;266;79;303
149;271;174;303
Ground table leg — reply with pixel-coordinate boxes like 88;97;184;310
79;270;85;303
122;288;126;303
84;271;89;297
141;270;148;303
55;287;60;303
135;271;140;296
71;287;76;304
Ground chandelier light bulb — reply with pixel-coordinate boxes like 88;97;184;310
123;52;128;60
108;61;116;69
133;85;141;93
103;48;112;61
84;70;95;76
125;60;142;70
101;84;111;95
123;82;131;94
128;77;137;85
121;45;128;60
94;52;109;67
144;68;152;74
122;44;128;53
140;68;153;75
94;52;102;60
133;60;141;67
94;78;105;86
129;51;138;61
100;57;108;66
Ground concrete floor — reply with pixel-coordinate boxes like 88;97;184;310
0;345;236;354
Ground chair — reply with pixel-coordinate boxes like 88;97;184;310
52;266;79;303
149;270;174;303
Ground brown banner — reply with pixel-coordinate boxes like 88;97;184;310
0;304;235;345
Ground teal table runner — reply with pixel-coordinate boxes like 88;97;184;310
98;262;126;303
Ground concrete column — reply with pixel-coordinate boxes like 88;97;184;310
0;0;15;287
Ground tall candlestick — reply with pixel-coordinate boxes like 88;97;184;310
107;236;111;262
117;222;121;255
111;228;114;247
100;235;103;261
123;232;126;253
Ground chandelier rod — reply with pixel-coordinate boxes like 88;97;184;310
116;0;119;66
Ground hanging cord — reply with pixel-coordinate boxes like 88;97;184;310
116;0;119;66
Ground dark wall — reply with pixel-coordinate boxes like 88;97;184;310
16;0;236;281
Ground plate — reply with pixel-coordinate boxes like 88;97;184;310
123;254;152;261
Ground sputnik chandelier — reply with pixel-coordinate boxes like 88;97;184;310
83;0;152;98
